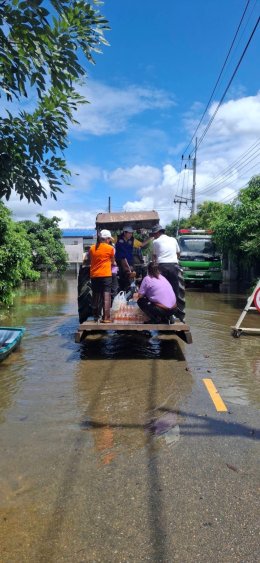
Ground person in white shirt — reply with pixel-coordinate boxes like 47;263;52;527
151;224;180;306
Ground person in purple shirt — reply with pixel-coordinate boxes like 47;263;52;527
137;262;178;324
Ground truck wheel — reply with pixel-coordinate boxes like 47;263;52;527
177;268;186;322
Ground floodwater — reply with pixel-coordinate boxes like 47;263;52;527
185;286;260;407
0;278;259;562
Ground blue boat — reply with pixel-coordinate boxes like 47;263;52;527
0;327;25;361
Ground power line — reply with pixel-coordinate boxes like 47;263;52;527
217;178;255;203
194;17;260;153
184;0;250;154
183;0;252;156
218;191;238;203
196;138;260;192
197;152;260;196
175;6;259;214
197;149;260;195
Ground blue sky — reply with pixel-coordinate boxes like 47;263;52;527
6;0;260;227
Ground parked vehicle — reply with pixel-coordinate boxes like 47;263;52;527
0;327;25;361
178;228;222;289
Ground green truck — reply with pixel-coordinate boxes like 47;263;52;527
178;229;222;289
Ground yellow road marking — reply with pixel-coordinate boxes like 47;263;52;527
203;378;228;412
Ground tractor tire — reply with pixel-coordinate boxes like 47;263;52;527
78;266;92;323
176;267;186;322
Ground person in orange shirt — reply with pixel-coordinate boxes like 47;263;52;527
89;229;115;322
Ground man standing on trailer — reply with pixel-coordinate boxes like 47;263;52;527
115;226;136;290
151;224;180;303
116;225;152;290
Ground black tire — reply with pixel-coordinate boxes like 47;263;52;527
78;266;92;323
231;329;241;338
177;267;186;322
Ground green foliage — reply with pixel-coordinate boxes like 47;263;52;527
0;201;39;305
212;176;260;263
165;219;188;237
165;219;179;237
19;214;68;274
166;202;225;234
165;176;260;273
0;0;109;203
187;201;225;229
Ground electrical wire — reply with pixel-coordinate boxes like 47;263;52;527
216;178;255;203
198;154;260;193
193;17;260;153
174;158;184;198
174;3;259;215
183;0;252;156
196;138;260;191
197;151;260;195
218;191;238;203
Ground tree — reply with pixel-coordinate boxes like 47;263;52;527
188;201;225;229
165;178;260;278
165;218;187;237
212;176;260;267
165;201;225;236
0;201;39;305
19;215;68;274
0;0;109;203
165;219;179;237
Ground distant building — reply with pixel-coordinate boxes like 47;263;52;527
61;229;96;273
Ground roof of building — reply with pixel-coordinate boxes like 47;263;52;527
61;229;96;238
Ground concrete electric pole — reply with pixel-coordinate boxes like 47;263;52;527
190;137;197;217
174;138;198;226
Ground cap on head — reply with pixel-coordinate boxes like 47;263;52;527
123;225;134;233
100;229;114;240
150;224;165;234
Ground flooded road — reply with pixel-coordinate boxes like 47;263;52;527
0;278;259;562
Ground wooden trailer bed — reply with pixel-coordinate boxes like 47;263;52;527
75;320;192;344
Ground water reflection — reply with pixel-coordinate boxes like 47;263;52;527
185;289;260;407
0;278;259;429
79;331;185;360
75;331;191;463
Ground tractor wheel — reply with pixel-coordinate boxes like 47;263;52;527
78;266;93;323
177;268;186;322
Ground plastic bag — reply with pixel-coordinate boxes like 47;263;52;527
111;290;127;311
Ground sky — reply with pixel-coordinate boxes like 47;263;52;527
5;0;260;228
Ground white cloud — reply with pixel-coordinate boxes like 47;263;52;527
119;164;183;227
121;93;260;224
6;196;100;229
71;80;176;136
68;163;102;190
4;91;260;229
106;165;162;188
45;209;97;229
208;93;260;137
4;164;103;223
123;196;155;212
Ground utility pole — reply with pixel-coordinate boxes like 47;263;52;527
174;161;190;230
174;137;198;226
108;196;111;213
190;137;197;217
174;195;189;231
